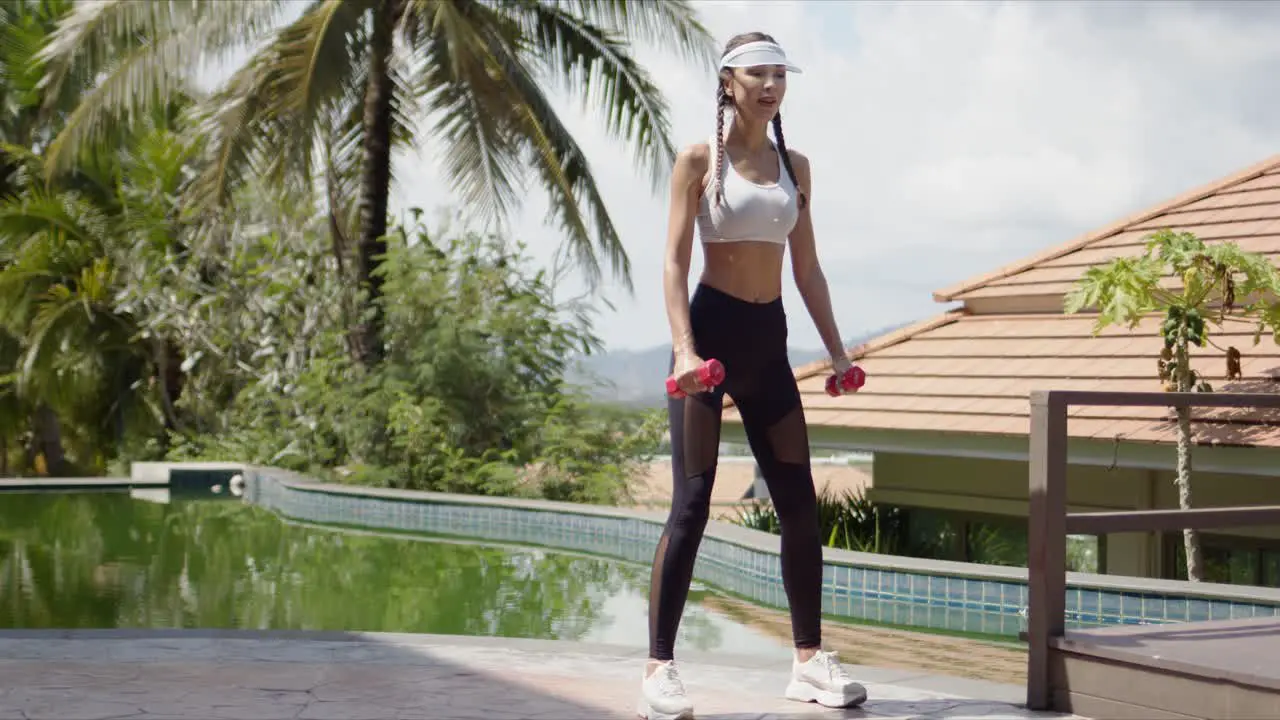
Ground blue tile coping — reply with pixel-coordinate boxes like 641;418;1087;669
69;463;1280;638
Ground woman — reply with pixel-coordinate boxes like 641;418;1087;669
638;31;867;720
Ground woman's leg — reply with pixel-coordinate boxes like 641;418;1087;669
639;360;724;720
731;353;823;650
733;353;867;709
648;366;725;662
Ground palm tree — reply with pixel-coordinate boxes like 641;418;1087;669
0;2;205;470
0;0;102;474
36;0;717;366
0;326;28;475
0;136;179;473
0;0;84;161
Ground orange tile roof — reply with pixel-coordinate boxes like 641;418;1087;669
720;312;1280;447
934;154;1280;302
721;152;1280;448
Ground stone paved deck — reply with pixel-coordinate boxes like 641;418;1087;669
0;629;1079;720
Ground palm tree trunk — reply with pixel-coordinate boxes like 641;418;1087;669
353;0;403;367
154;338;186;441
1175;342;1203;581
325;145;362;358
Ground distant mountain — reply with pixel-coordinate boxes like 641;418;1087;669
568;323;905;407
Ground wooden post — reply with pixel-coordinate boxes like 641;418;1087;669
1026;390;1067;710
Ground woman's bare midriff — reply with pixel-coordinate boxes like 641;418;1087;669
698;240;787;303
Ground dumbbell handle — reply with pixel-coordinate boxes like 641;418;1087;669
825;365;866;397
665;358;726;399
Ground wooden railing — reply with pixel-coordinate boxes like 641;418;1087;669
1025;389;1280;711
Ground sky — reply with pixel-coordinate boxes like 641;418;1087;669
220;0;1280;354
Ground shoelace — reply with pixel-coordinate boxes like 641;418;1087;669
652;662;686;695
811;650;853;682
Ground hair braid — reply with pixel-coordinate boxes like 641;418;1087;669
772;112;806;210
714;88;728;207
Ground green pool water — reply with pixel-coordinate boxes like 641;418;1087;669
0;491;789;658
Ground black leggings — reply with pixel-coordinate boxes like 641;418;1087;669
648;283;823;661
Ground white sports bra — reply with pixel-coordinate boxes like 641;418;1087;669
697;134;800;246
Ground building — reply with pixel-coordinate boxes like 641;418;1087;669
721;153;1280;586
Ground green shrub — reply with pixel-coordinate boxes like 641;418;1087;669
733;487;914;555
166;219;664;504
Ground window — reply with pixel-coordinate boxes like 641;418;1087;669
1162;533;1280;588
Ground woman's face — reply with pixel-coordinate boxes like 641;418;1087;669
724;65;789;123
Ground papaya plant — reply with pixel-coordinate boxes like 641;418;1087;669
1064;229;1280;582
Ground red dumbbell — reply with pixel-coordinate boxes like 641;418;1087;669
665;358;726;399
825;365;866;397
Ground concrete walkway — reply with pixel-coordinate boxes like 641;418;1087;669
0;629;1077;720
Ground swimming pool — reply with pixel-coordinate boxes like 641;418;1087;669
17;461;1280;645
240;467;1280;638
0;492;789;659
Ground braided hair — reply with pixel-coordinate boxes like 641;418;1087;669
714;32;807;211
713;86;729;207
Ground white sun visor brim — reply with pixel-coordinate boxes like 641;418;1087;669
718;41;802;73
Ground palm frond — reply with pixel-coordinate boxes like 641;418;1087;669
550;0;717;71
18;257;126;407
260;0;372;187
511;1;677;191
186;0;374;213
446;1;630;293
0;190;111;261
0;5;53;127
413;0;524;225
183;59;282;212
271;0;369;123
0;142;41;194
0;189;112;341
37;0;288;179
317;101;364;261
42;35;207;181
1;0;87;155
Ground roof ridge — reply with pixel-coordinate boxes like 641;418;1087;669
931;152;1280;303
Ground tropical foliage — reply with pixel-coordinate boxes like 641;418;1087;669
734;488;1099;573
0;0;705;503
35;0;717;365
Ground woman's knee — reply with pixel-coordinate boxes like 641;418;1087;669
671;491;712;532
765;461;819;521
667;471;716;532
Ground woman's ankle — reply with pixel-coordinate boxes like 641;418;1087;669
794;646;820;662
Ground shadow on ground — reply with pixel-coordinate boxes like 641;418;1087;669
0;628;890;720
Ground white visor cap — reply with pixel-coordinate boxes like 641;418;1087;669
719;40;802;73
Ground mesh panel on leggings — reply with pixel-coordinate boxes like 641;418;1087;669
763;403;811;467
647;390;723;661
734;375;823;650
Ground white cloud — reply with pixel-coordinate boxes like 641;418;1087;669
331;1;1280;352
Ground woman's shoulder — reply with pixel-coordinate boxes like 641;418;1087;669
673;141;713;182
781;146;811;186
782;146;809;171
676;141;713;169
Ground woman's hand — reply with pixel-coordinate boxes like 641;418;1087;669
672;349;711;396
831;353;853;378
825;353;865;396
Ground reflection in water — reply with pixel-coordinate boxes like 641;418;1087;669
0;492;786;657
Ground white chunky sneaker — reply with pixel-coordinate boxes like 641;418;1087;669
783;649;868;708
636;660;695;720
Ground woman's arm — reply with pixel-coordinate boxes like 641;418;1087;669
787;150;850;370
663;143;711;391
